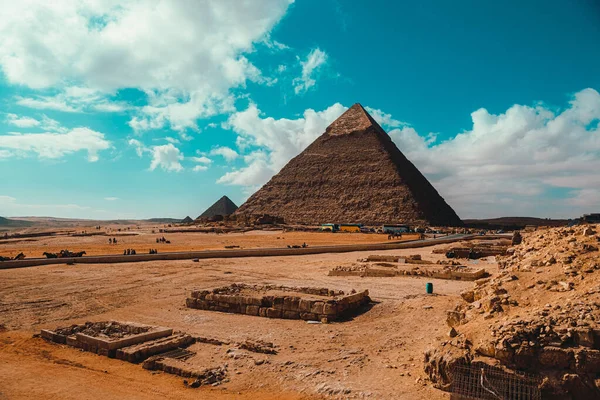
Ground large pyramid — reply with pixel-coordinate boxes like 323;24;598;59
197;195;238;219
235;104;462;226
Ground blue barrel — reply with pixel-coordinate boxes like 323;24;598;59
426;282;433;294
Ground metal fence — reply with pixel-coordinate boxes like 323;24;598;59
450;361;541;400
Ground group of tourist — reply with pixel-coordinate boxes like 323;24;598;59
108;238;118;244
123;249;137;255
156;237;171;244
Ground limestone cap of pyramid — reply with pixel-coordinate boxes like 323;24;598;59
325;103;381;136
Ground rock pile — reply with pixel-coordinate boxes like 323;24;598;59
424;224;600;398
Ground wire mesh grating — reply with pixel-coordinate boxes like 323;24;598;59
450;361;541;400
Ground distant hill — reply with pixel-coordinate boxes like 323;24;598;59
8;217;183;227
0;216;35;228
463;217;570;230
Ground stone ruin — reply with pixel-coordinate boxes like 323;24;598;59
40;321;178;358
185;283;371;322
328;254;487;281
40;320;280;388
424;225;600;398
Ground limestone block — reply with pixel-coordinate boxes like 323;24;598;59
243;296;262;306
311;302;324;315
185;298;197;308
283;296;300;311
266;308;282;318
460;289;475;303
245;305;260;316
513;346;536;370
575;349;600;373
539;346;573;369
66;336;80;348
323;303;337;316
300;312;317;321
283;311;300;319
574;328;595;348
273;297;285;310
259;307;268;317
299;299;313;312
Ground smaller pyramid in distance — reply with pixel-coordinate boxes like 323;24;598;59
181;216;193;224
197;196;238;219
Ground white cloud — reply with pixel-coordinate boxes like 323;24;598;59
164;137;180;144
218;102;346;186
128;139;147;157
0;127;111;161
149;143;183;172
193;165;209;172
104;197;119;201
364;106;405;128
16;87;129;113
190;156;212;165
210;146;239;162
387;88;600;218
0;1;293;130
293;48;328;94
5;113;40;128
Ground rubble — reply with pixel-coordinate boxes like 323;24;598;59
424;224;600;398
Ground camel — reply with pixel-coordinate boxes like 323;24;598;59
0;256;10;261
13;252;26;260
73;251;86;257
43;252;58;259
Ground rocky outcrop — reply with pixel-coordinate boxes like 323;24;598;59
235;104;462;226
424;224;600;399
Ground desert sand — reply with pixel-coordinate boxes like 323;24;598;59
0;229;498;399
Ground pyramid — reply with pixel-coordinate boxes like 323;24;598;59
235;104;462;226
197;196;238;219
181;216;193;224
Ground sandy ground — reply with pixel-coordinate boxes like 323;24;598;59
0;228;419;258
0;232;498;399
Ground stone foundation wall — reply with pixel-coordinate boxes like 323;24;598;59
186;284;370;322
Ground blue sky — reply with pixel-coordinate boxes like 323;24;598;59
1;0;599;220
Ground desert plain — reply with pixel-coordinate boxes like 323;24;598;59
0;226;497;399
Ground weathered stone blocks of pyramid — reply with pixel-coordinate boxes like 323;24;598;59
235;103;463;227
186;283;370;322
